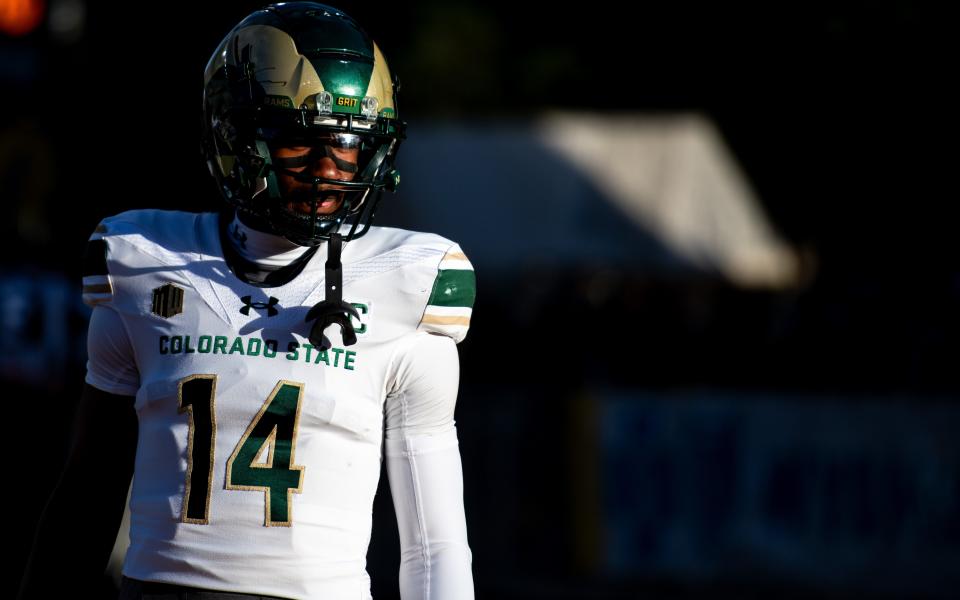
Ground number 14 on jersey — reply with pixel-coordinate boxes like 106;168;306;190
178;374;306;527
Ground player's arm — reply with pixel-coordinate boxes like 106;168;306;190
384;332;474;600
17;383;137;598
19;296;141;598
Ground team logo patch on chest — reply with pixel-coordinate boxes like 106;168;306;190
240;296;280;317
152;283;185;318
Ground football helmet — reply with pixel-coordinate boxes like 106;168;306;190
202;2;405;246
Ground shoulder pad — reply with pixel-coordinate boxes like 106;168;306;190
80;209;200;307
416;243;476;343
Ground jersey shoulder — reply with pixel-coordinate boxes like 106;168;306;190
347;225;456;260
81;209;209;307
355;226;477;344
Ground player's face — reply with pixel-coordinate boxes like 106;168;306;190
271;137;360;216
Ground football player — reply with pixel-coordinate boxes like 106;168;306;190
18;3;475;599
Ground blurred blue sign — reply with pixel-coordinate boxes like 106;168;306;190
0;271;88;389
598;391;960;596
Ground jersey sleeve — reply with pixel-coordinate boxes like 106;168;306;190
81;218;140;396
384;331;460;439
85;304;140;396
384;332;474;599
416;244;475;344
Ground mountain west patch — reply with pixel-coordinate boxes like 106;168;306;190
152;283;185;318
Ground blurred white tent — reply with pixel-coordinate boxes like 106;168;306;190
386;112;801;288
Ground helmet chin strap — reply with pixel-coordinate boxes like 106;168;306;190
304;232;359;350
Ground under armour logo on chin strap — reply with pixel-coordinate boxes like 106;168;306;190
239;295;280;317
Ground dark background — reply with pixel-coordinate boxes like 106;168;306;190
3;1;956;598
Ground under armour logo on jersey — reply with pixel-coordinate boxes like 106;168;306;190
232;223;248;249
239;295;280;317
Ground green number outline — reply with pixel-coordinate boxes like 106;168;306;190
177;376;306;527
224;380;306;527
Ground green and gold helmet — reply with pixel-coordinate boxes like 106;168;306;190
202;2;406;245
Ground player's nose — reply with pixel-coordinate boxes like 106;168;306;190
310;156;341;181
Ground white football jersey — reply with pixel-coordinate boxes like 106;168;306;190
81;209;475;599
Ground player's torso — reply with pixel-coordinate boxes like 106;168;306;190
127;269;391;537
103;210;446;598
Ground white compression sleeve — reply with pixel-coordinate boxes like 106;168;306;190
384;332;474;600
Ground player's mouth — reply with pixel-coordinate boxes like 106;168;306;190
288;195;342;215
